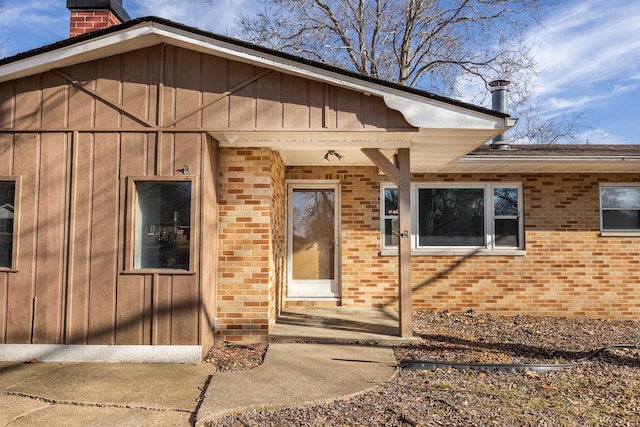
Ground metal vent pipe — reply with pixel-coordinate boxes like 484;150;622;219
489;79;511;150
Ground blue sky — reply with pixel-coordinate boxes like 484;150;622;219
0;0;638;145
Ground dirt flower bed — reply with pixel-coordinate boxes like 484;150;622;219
204;342;268;372
209;311;640;426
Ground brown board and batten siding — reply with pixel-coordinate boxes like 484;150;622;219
0;43;413;347
0;130;207;347
0;46;210;348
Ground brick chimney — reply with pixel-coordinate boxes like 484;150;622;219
67;0;131;38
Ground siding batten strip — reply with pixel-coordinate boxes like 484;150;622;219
157;44;165;128
62;131;77;344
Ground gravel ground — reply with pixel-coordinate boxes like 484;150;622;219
208;311;640;426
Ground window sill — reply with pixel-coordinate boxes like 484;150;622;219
0;268;18;273
380;249;526;257
121;269;196;275
599;232;640;237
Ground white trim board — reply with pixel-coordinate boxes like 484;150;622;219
0;344;202;363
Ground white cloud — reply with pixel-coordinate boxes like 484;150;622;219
128;0;256;35
540;82;639;114
529;0;640;99
0;1;69;56
545;95;602;111
612;83;639;95
577;128;629;145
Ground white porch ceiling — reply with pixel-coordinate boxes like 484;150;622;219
211;129;640;173
210;128;503;170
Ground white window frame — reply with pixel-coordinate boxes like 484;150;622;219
599;183;640;235
380;182;524;255
380;183;400;251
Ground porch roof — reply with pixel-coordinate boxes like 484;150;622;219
0;16;513;171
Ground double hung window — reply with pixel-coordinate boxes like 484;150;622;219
381;183;523;252
600;185;640;232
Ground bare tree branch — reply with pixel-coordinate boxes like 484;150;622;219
236;0;581;144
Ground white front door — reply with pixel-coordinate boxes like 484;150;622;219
287;182;340;298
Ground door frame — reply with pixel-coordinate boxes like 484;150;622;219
286;180;341;300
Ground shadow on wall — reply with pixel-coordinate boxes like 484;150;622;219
382;247;483;308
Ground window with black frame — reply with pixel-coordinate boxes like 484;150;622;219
0;181;15;268
134;181;192;270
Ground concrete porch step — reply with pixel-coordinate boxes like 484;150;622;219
270;306;418;345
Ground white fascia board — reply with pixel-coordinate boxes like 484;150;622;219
0;26;161;83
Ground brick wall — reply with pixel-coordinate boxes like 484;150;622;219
217;148;275;342
69;10;122;37
269;151;286;329
286;167;640;320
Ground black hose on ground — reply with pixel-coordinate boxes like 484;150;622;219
576;344;640;362
400;343;640;373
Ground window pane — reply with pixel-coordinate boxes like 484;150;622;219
418;188;484;246
601;187;640;209
384;188;398;215
494;188;518;216
495;219;519;247
0;182;15;268
291;189;335;280
602;210;640;230
135;182;191;269
384;218;399;247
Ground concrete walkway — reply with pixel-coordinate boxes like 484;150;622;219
196;343;396;425
0;308;404;426
0;361;211;425
0;344;396;426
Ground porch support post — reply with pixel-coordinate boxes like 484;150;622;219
362;148;413;337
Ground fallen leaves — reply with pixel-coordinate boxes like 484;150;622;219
210;312;640;427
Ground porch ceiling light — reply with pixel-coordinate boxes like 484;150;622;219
322;150;344;163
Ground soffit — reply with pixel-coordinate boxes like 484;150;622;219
211;128;505;169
